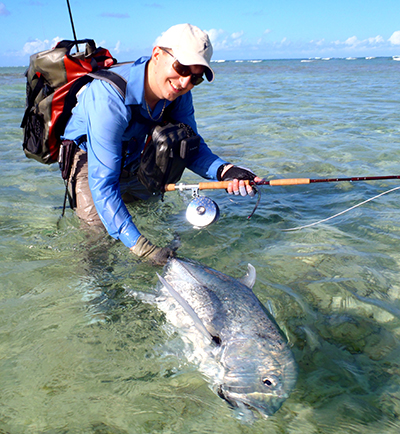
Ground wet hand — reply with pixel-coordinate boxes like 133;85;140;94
130;235;177;266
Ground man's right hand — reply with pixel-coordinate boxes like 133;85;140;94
217;164;261;197
130;235;176;266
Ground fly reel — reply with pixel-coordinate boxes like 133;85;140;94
186;191;220;228
166;181;260;227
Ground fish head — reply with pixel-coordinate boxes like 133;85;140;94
217;338;298;418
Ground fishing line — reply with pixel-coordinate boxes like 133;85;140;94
226;187;262;219
283;185;400;231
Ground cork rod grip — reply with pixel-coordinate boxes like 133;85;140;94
268;178;311;186
164;180;252;191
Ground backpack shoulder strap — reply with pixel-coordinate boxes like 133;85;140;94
54;70;128;143
90;67;177;124
87;69;127;99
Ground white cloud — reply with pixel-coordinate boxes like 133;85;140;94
21;37;62;56
345;36;358;46
207;29;224;44
389;31;400;45
23;39;48;55
206;28;228;51
331;35;386;49
183;28;396;60
264;29;272;35
230;31;244;47
310;39;326;47
231;31;244;40
368;35;384;44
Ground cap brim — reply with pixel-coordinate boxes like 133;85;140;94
204;67;214;82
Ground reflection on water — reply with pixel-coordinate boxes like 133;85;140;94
1;59;400;433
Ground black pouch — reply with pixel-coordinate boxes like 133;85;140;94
137;123;200;193
23;110;45;156
58;140;77;180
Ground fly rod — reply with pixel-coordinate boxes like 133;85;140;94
66;0;79;52
164;175;400;192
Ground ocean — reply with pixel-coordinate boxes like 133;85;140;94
1;57;400;433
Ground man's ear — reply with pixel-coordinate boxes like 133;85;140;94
152;46;162;63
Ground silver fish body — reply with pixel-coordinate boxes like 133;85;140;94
158;258;298;418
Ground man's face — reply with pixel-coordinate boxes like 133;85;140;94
151;48;205;101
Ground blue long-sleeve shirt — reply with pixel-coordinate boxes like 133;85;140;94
63;56;227;248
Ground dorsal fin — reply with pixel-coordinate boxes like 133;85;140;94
157;273;213;342
238;264;256;289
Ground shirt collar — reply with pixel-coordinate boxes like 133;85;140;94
124;56;149;106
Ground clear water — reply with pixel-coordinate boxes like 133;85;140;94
1;58;400;433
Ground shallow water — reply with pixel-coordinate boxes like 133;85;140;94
1;58;400;433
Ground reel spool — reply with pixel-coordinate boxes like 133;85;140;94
186;195;220;227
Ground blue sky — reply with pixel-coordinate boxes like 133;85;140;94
1;0;400;67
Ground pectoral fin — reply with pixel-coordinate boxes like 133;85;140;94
157;273;213;342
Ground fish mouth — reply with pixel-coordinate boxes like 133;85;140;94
217;384;287;417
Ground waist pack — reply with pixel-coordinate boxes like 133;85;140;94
20;39;126;165
137;122;200;193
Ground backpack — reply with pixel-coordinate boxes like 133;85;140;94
20;39;127;165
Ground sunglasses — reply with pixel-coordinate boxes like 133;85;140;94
160;47;204;86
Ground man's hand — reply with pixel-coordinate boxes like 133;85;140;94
218;164;262;197
226;178;263;197
130;235;176;266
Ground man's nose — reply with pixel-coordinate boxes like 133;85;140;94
179;75;192;88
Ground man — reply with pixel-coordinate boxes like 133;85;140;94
63;23;262;265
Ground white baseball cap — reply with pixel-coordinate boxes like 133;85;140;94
155;24;214;82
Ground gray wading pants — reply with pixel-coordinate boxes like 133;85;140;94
68;149;153;227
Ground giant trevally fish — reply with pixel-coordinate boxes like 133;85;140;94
155;258;298;419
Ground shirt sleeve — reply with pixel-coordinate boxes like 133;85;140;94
169;93;228;179
83;79;142;248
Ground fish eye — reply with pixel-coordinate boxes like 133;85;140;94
262;375;279;387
